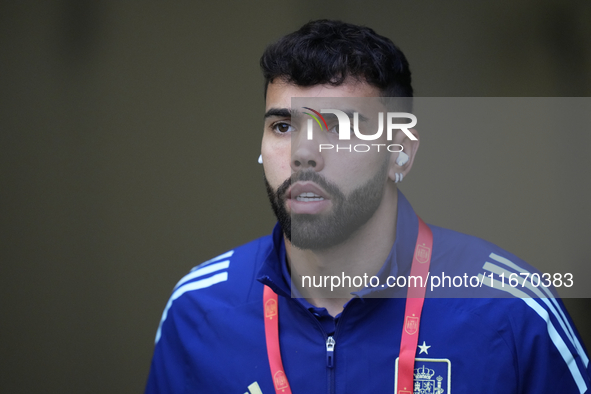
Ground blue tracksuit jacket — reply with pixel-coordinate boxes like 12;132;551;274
146;192;590;393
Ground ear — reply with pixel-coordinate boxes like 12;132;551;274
388;128;420;182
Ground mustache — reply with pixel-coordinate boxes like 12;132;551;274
276;171;344;201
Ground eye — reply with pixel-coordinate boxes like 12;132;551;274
327;124;353;135
272;122;295;134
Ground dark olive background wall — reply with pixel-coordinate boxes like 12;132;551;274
1;1;589;393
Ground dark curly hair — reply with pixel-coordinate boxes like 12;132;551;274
260;20;413;99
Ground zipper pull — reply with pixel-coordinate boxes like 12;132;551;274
326;336;336;368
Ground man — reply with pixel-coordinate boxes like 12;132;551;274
146;20;590;393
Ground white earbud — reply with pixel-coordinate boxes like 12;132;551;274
396;151;409;166
258;154;263;164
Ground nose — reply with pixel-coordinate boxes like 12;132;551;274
291;129;324;172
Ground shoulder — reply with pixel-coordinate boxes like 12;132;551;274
428;224;542;287
175;234;272;300
429;224;532;268
427;225;590;392
154;234;273;344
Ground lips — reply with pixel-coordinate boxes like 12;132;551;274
295;192;324;202
287;182;329;202
286;181;332;215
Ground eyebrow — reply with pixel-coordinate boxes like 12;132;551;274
341;109;369;123
264;108;291;119
320;109;370;123
263;107;370;122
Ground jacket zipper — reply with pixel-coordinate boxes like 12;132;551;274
326;336;336;368
325;301;354;394
326;336;336;394
292;297;356;394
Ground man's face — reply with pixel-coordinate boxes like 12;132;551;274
262;80;393;250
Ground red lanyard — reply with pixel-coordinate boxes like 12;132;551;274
264;285;292;393
263;217;433;394
396;217;432;394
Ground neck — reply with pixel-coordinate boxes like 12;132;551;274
285;186;398;316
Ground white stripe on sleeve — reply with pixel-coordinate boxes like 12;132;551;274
155;272;228;344
174;260;230;290
488;253;589;367
192;250;234;271
478;274;588;394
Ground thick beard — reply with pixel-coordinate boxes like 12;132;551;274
264;161;389;250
